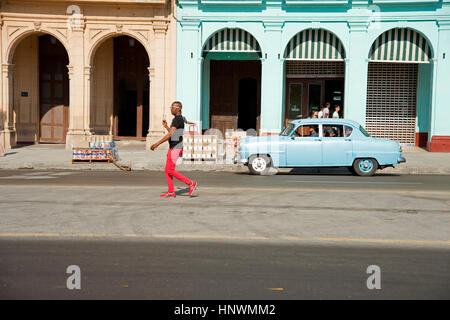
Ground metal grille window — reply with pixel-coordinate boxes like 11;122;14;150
366;62;418;145
286;61;345;78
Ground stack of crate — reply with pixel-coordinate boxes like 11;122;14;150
72;135;118;163
225;130;247;163
183;134;218;161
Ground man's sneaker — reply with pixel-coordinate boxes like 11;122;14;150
160;192;176;198
189;181;197;196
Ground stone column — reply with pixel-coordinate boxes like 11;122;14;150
1;63;15;149
146;21;169;149
65;17;91;149
344;21;370;126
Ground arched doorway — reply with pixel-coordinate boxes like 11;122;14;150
366;28;432;146
12;34;69;144
202;28;262;134
283;29;346;125
90;35;150;140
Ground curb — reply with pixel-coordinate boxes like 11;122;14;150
0;162;449;175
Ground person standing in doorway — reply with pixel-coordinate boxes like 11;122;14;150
318;106;324;119
151;101;197;198
332;105;340;119
323;102;330;118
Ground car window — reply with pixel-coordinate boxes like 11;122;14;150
291;125;320;138
359;126;371;137
344;125;354;137
322;125;344;137
280;123;295;136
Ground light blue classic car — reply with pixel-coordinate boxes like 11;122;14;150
235;119;405;176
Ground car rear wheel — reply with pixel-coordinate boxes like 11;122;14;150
248;155;271;175
352;158;378;176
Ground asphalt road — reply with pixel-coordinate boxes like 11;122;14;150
1;238;449;299
0;169;449;299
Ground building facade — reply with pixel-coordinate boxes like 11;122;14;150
176;0;450;151
0;0;176;150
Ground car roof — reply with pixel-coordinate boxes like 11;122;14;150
291;118;361;127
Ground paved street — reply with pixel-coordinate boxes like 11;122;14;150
0;169;449;299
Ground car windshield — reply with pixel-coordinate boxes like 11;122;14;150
359;126;371;137
280;123;295;136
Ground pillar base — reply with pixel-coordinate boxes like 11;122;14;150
65;130;92;150
427;136;450;152
0;128;16;150
415;132;428;148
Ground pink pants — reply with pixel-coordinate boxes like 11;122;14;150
165;148;191;193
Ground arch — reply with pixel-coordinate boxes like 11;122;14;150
88;31;151;66
6;28;71;65
283;28;346;60
367;27;434;62
201;27;262;57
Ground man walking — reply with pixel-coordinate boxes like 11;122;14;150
150;101;197;198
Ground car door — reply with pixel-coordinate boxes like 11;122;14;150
286;124;322;166
321;124;354;166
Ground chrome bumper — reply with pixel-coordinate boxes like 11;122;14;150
398;156;406;163
233;156;248;165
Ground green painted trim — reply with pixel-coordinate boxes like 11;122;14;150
203;51;261;60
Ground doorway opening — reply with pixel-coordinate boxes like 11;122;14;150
209;60;261;134
285;61;345;125
113;36;149;140
238;78;258;131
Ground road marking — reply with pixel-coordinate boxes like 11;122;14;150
0;184;449;195
287;180;422;185
0;233;449;246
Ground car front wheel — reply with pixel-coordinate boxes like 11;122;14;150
352;158;378;176
248;155;271;175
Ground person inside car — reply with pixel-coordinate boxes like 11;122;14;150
345;127;353;137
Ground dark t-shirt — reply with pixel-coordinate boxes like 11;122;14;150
169;115;184;149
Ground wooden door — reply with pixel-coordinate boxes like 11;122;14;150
39;35;69;143
209;60;261;135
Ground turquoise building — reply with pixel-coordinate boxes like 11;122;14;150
176;0;450;151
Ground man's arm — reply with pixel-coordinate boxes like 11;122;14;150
162;120;170;132
151;127;177;150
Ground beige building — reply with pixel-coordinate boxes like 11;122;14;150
0;0;176;150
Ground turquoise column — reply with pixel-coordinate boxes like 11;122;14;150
344;21;369;126
260;22;284;134
201;59;210;130
177;21;202;125
416;63;432;134
430;20;450;138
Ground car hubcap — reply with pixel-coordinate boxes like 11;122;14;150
252;157;267;172
358;159;373;172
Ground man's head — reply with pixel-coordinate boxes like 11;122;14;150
335;105;340;112
170;101;182;115
325;102;330;108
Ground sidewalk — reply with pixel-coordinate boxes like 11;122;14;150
0;142;449;174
